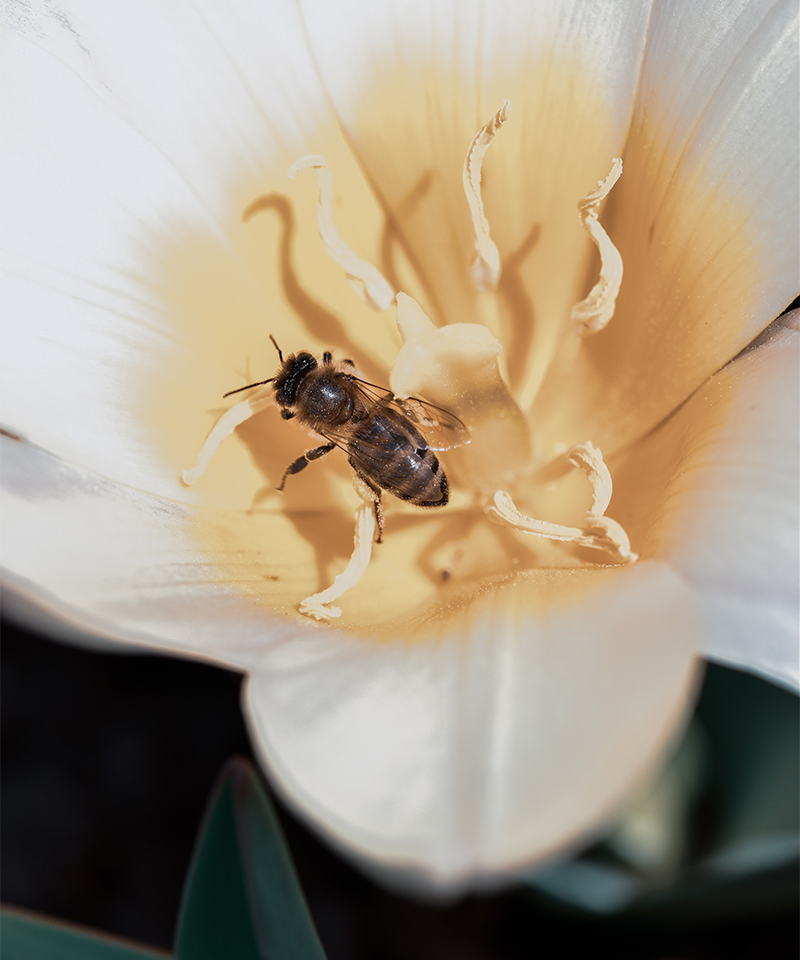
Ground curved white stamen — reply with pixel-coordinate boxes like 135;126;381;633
182;390;273;485
486;490;595;543
568;441;613;516
288;154;395;311
299;500;376;621
570;158;624;336
581;515;637;566
486;442;637;564
463;101;510;291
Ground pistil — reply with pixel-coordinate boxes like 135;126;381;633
390;292;531;492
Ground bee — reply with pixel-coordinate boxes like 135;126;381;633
224;336;469;541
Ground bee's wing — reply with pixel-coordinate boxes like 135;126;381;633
347;377;393;406
348;377;470;452
394;397;470;451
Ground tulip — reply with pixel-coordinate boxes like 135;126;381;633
2;0;797;889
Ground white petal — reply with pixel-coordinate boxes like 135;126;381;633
612;314;799;692
0;27;277;501
301;0;651;169
245;560;698;885
0;434;305;670
536;0;800;454
1;24;395;510
2;0;330;212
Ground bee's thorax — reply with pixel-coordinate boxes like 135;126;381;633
300;374;355;425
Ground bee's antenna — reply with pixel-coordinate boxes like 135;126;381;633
269;334;283;362
223;378;274;398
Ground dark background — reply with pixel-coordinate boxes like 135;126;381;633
2;617;798;960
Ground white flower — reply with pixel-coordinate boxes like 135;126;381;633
1;0;797;889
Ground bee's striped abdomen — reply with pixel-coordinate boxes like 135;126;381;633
348;409;449;507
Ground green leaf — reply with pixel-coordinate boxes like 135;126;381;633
0;908;169;960
697;662;799;866
174;757;327;960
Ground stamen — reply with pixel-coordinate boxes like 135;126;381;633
487;490;600;544
581;515;638;566
299;499;377;621
567;442;612;516
463;100;510;291
486;441;637;564
288;154;395;311
570;158;624;336
182;390;273;485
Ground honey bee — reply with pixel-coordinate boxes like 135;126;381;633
224;336;469;541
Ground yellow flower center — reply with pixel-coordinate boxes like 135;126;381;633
182;100;637;620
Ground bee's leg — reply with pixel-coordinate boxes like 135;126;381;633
349;464;385;543
277;443;335;491
373;495;385;544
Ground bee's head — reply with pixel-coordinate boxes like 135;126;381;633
274;351;317;408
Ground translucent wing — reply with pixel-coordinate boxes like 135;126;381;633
345;377;393;406
348;377;470;452
394;397;470;451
